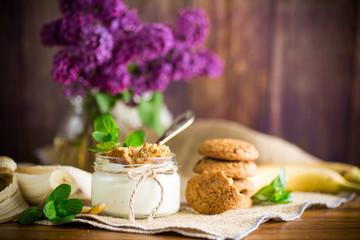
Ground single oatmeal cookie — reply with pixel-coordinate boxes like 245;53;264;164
233;179;255;195
185;171;250;214
193;158;256;179
198;138;259;161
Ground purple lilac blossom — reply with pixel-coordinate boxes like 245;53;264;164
79;23;114;71
93;0;127;22
131;60;172;94
169;48;223;81
59;12;95;45
133;24;174;62
196;48;224;78
59;0;93;15
107;9;142;43
91;62;131;95
174;8;210;49
42;1;223;99
51;48;82;85
112;23;173;65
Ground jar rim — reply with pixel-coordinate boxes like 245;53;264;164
95;152;176;168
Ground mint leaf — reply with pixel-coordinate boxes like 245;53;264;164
95;92;116;114
87;146;105;152
43;201;57;220
51;214;75;223
56;199;83;215
18;184;84;225
92;131;112;142
96;142;120;151
138;92;163;135
252;166;292;204
123;130;145;147
18;206;43;224
47;184;71;205
93;115;119;142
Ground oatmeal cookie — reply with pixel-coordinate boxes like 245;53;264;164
233;179;255;195
185;171;251;214
193;158;256;179
198;138;259;161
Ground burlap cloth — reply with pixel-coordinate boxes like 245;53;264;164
37;119;356;239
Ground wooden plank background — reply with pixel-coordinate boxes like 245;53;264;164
0;0;359;165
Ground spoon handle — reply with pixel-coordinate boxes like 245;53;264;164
156;110;195;144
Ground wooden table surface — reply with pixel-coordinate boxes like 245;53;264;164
1;195;359;240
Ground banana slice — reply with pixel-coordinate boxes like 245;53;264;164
0;157;29;223
16;169;78;206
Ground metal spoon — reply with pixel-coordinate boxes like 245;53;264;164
156;110;195;144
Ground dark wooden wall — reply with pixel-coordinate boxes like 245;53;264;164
0;0;359;165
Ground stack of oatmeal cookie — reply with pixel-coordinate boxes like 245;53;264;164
186;138;258;214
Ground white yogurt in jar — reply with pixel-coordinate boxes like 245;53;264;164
91;155;180;218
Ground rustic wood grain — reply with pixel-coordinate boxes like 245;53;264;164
1;196;359;240
348;2;360;165
269;0;357;162
0;0;359;165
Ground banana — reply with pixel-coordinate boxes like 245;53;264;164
16;165;91;204
249;163;360;194
15;169;78;206
315;162;360;184
81;203;106;214
0;156;29;223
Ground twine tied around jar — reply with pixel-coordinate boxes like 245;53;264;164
127;168;175;223
93;165;175;223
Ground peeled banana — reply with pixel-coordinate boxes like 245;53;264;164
15;169;78;206
16;165;92;204
249;163;360;194
0;156;29;223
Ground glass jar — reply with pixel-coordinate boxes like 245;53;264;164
91;153;180;220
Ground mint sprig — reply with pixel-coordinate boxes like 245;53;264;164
252;167;292;204
18;184;83;224
88;114;145;152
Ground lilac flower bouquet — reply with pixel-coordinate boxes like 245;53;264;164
41;0;223;134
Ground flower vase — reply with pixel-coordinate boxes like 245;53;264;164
53;96;95;172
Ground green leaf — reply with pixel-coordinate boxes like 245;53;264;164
51;214;75;223
95;92;117;114
118;90;132;102
87;146;105;152
18;206;44;224
123;130;145;147
127;63;138;74
43;201;57;220
92;131;112;143
47;184;71;205
56;199;83;215
138;92;163;135
96;142;120;151
252;166;292;204
93;115;119;142
56;208;68;218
